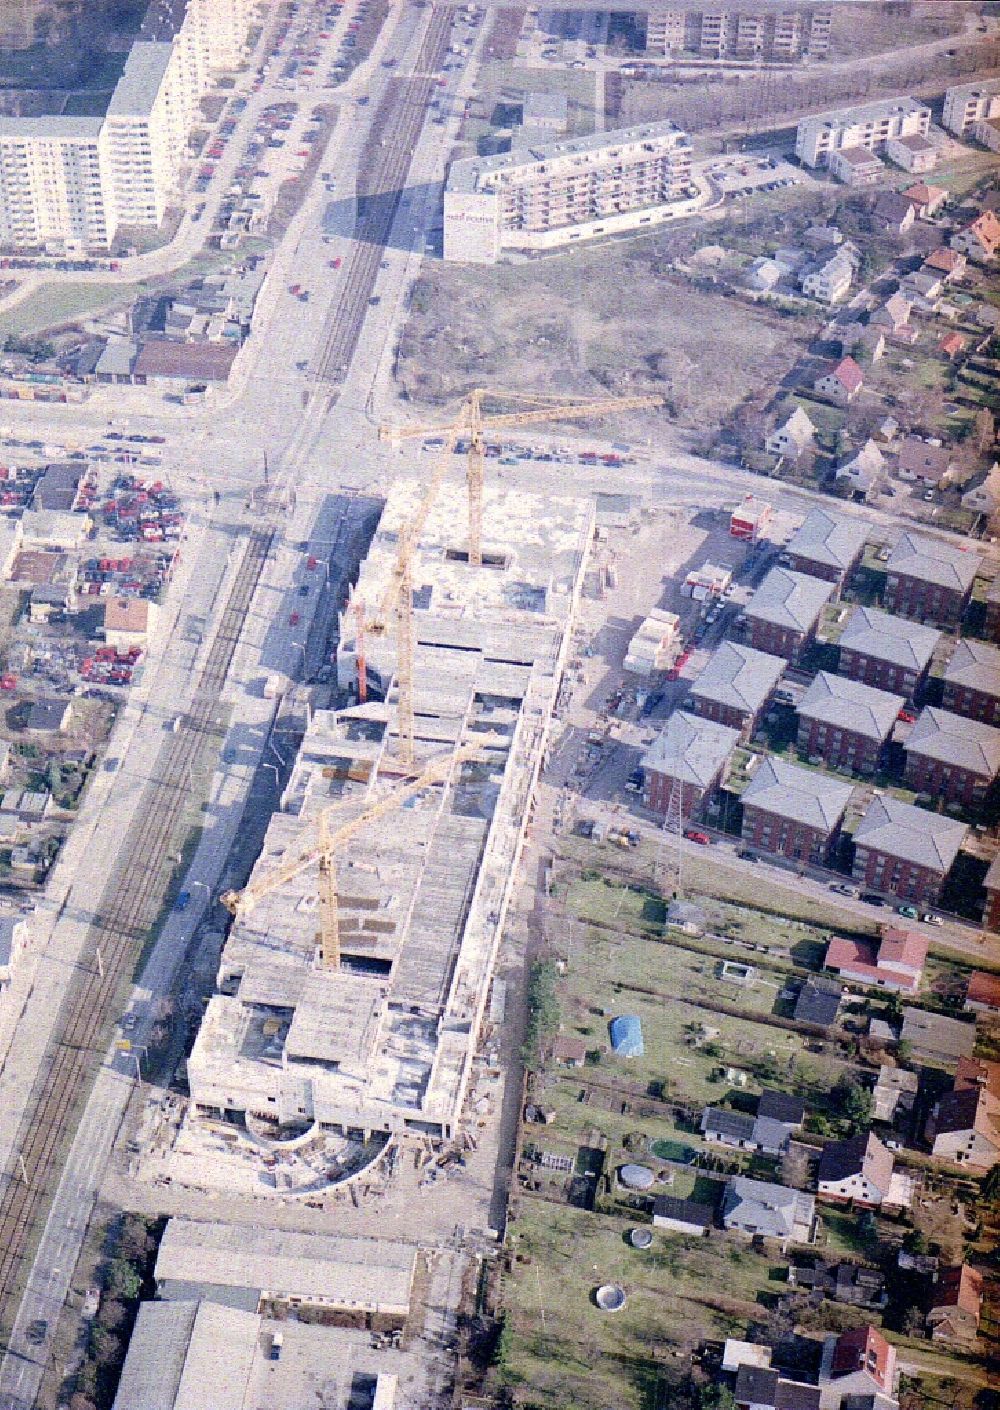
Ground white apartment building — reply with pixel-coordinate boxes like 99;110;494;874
0;118;117;252
103;43;189;228
943;79;1000;137
644;7;832;60
795;97;931;168
444;120;695;264
0;0;258;252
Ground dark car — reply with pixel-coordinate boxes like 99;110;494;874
26;1319;47;1346
859;892;886;908
737;848;759;863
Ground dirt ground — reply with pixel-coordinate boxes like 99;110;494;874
396;239;802;435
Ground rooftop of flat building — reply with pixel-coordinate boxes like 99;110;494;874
446;119;690;195
106;41;174;117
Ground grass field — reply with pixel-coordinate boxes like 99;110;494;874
503;1198;784;1409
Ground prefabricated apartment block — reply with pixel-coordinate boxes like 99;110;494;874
795;97;931;169
443;120;695;263
188;481;592;1143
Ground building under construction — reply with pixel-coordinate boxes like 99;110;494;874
187;480;593;1143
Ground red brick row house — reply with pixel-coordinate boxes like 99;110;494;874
838;604;940;698
641;711;740;819
884;531;981;629
851;795;967;904
741;755;854;865
796;670;903;775
782;507;869;590
903;705;1000;809
942;638;1000;726
688;641;786;737
744;567;834;661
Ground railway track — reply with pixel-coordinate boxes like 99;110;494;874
0;527;273;1341
314;4;453;386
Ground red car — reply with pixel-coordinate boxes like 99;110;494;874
684;829;710;845
289;611;301;626
897;708;916;724
329;257;342;269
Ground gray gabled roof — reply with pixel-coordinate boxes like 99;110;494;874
642;712;740;788
702;1107;756;1142
742;755;854;831
723;1176;815;1239
886;532;982;593
786;509;870;572
798;671;904;743
854;795;967;872
944;639;1000;698
906;706;1000;780
690;641;786;715
746;568;834;634
840;606;941;673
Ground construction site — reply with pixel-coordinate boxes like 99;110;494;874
183;463;594;1169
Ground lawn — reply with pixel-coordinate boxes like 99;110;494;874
503;1197;784;1410
1;282;134;336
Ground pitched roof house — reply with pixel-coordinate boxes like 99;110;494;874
818;1325;897;1410
926;1264;984;1345
817;1132;898;1208
900;182;947;217
952;209;1000;261
767;406;818;459
814;356;864;404
965;970;1000;1014
824;928;928;994
722;1176;815;1247
783;509;869;584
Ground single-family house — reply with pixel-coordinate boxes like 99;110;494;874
722;1175;815;1247
884;531;980;627
896;439;956;488
851;796;967;904
838;605;940;697
902;268;944;308
734;1365;821;1410
965;970;1000;1015
744;568;834;661
924;247;966;282
927;1082;1000;1170
818;1325;897;1410
938;332;967;361
873;191;916;234
814;356;864;405
652;1195;713;1235
641;711;740;819
824;928;928;994
872;1064;920;1123
870;290;911;335
801;250;854;305
797;671;902;774
817;1132;898;1208
961;463;1000;520
794;975;843;1028
767;407;817;460
901;182;947;217
835;439;884;498
689;641;787;736
952;210;1000;262
904;705;1000;808
927;1265;984;1345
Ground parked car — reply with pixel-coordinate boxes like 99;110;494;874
859;892;886;908
897;904;920;920
684;829;710;845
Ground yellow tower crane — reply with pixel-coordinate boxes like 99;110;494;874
219;739;497;968
357;387;662;765
379;388;663;569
